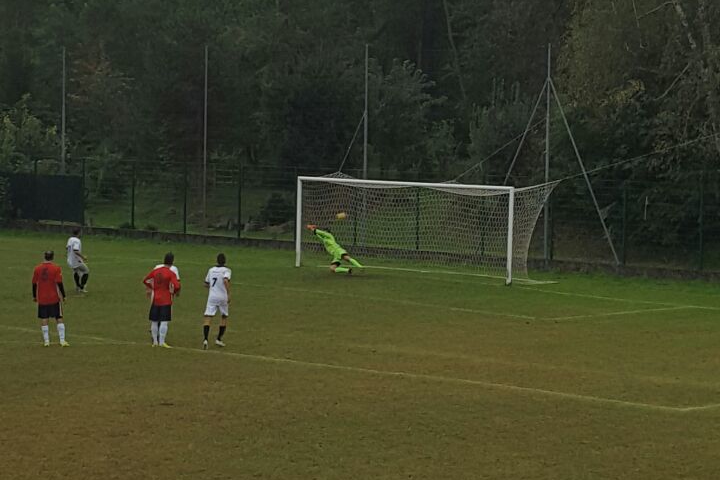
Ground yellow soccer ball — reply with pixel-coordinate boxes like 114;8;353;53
336;212;347;220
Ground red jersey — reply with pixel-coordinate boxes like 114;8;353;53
32;262;63;305
143;266;180;306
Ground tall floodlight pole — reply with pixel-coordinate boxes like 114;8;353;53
543;44;551;264
202;45;209;231
360;44;370;245
363;43;369;179
61;47;67;175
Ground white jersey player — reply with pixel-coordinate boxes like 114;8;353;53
66;228;89;293
202;253;232;350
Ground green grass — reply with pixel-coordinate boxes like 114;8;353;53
2;230;720;479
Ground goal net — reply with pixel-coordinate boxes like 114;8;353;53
296;174;558;284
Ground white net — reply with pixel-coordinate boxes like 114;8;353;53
297;174;558;282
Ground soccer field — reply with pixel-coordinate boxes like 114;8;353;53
1;230;720;480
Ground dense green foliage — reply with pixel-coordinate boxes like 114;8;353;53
0;0;719;248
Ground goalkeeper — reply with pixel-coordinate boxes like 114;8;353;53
306;224;363;274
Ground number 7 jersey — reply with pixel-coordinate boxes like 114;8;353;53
205;266;232;303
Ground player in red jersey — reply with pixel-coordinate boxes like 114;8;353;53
143;252;181;348
32;251;68;347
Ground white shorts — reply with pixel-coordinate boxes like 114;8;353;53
71;263;89;275
204;301;229;317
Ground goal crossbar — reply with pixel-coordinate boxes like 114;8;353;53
297;176;514;192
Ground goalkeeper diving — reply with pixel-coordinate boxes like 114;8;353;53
306;224;364;274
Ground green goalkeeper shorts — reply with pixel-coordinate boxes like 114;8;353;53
330;249;348;265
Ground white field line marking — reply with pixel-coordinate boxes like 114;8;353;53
549;305;697;321
680;403;720;412
237;282;714;323
237;282;537;320
311;262;720;311
3;324;716;414
518;285;720;311
173;346;707;413
338;265;557;285
0;340;114;346
0;325;133;345
353;344;720;390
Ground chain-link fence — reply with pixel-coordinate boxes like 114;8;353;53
3;157;720;273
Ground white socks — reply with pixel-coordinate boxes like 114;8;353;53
41;324;66;344
151;322;159;345
158;321;169;345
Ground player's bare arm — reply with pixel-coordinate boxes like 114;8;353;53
57;281;67;302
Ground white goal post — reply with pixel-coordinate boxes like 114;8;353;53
295;174;557;285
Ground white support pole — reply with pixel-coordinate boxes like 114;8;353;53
363;44;369;179
502;78;548;185
549;78;620;266
543;44;551;264
506;188;515;285
202;44;209;231
295;177;303;267
361;44;369;246
60;46;66;175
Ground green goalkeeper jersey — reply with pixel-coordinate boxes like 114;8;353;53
314;228;347;261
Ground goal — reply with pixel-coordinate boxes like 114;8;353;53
295;174;557;284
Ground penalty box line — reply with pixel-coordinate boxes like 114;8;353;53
237;282;537;320
238;283;708;323
518;285;720;312
0;325;133;346
3;324;718;414
548;305;699;321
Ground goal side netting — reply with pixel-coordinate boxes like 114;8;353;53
295;174;558;284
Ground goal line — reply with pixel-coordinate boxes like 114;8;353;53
313;264;556;285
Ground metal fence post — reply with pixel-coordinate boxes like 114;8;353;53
621;182;627;266
81;157;86;226
182;160;188;234
698;171;705;271
548;193;554;261
293;167;298;244
237;162;243;239
130;161;136;229
415;189;420;250
33;158;38;221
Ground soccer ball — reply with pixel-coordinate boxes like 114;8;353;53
335;212;347;220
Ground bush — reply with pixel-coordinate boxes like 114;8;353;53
258;193;294;226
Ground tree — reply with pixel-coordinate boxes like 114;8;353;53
0;95;58;172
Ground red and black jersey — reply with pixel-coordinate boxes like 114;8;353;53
32;262;63;305
143;266;180;306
